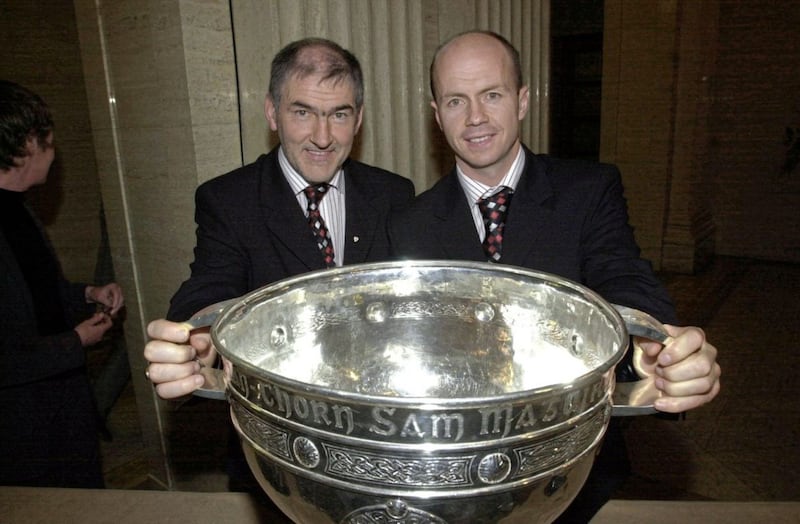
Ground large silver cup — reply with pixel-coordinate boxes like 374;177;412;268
191;261;669;523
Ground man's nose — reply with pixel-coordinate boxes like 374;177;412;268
311;117;333;148
466;101;488;126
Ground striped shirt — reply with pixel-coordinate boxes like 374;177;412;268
456;146;525;242
279;147;346;266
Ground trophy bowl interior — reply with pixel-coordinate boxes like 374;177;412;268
211;260;627;402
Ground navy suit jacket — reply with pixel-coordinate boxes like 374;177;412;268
168;147;415;321
389;145;676;324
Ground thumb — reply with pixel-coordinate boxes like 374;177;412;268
636;338;664;357
632;338;661;378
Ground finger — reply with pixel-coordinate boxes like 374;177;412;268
90;312;111;326
188;329;212;349
98;313;113;329
656;346;718;384
655;361;721;397
113;284;124;304
189;338;218;369
144;338;196;364
154;374;206;399
654;378;721;413
658;325;707;366
109;288;124;314
109;303;123;317
106;291;121;309
147;319;191;343
96;287;112;306
147;360;201;384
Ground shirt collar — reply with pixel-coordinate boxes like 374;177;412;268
456;145;525;204
278;146;344;196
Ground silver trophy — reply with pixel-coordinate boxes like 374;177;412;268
189;260;669;523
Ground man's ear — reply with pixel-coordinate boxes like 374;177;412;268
518;85;530;121
265;96;278;131
354;106;364;135
430;100;443;130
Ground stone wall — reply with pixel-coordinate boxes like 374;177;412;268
602;0;800;270
0;1;102;282
709;0;800;262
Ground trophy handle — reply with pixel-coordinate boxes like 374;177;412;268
611;305;672;416
182;298;238;401
182;298;238;330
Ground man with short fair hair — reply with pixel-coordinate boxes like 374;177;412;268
390;30;721;521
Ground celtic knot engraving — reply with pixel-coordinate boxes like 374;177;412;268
233;402;291;460
323;444;471;487
308;305;362;331
391;300;468;319
513;408;606;477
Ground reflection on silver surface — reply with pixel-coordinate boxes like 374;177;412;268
215;262;622;399
195;261;669;523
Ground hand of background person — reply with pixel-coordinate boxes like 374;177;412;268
634;325;721;413
86;283;124;316
74;312;113;346
144;319;216;399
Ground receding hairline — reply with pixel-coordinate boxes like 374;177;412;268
429;30;523;100
269;38;364;110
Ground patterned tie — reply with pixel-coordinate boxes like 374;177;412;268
478;186;513;262
304;183;336;268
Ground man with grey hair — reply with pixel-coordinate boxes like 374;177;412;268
144;37;413;503
145;37;413;396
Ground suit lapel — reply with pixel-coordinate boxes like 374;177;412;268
258;152;327;271
433;174;486;262
342;171;378;264
501;150;554;267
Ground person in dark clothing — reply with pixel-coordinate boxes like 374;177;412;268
142;39;414;502
388;31;721;522
144;37;414;395
0;80;124;487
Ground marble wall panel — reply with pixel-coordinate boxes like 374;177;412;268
74;0;241;488
601;0;676;267
0;1;103;282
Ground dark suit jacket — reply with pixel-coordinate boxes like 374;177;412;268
168;147;415;321
389;147;678;523
0;204;102;487
389;145;677;324
0;236;88;388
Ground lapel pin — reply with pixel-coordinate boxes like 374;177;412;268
353;236;360;243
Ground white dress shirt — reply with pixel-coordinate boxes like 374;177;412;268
456;146;525;242
279;147;346;266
